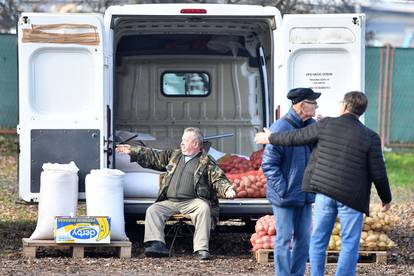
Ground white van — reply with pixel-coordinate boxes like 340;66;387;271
17;4;365;221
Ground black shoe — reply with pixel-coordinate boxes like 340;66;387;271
144;241;170;257
195;250;211;260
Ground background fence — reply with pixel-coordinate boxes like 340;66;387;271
0;34;17;133
0;37;413;147
365;46;414;147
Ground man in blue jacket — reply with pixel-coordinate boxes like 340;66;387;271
262;87;320;276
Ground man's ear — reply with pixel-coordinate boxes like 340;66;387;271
343;103;348;112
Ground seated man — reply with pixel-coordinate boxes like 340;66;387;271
116;127;235;260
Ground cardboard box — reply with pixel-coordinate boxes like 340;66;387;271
54;216;111;244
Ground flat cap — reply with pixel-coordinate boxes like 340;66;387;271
287;88;321;104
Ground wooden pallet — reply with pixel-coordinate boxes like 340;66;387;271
255;249;387;265
22;238;132;258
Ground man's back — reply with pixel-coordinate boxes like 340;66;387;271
269;113;391;214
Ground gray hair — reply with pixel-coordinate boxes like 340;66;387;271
184;127;204;146
343;91;368;116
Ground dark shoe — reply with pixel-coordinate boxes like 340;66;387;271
144;241;170;257
195;250;211;260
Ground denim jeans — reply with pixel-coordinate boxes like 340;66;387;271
310;194;363;276
272;204;312;276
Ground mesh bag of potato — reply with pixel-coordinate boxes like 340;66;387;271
328;204;399;251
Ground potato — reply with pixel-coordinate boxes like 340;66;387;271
360;231;368;240
363;224;371;231
255;222;264;232
379;234;388;242
365;217;374;225
373;223;383;230
328;240;335;250
366;234;379;242
378;241;387;248
237;190;247;198
382;225;391;232
388;241;396;248
257;230;267;238
263;242;271;249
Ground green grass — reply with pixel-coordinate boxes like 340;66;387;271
384;152;414;188
0;135;16;156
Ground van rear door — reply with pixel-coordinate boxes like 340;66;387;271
277;14;365;117
17;14;109;201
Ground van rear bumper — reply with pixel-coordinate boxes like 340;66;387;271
124;198;272;220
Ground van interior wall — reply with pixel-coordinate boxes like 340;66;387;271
115;55;263;156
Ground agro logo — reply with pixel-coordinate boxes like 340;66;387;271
70;227;98;239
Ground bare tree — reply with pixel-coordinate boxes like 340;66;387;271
80;0;129;13
137;0;356;14
0;0;20;32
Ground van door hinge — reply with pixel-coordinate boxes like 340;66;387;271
104;55;112;68
352;17;361;26
19;16;32;29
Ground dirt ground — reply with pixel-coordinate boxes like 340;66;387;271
0;152;413;275
0;203;413;275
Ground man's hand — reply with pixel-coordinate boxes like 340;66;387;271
381;202;391;212
116;144;132;155
225;187;236;199
316;114;323;121
255;128;272;145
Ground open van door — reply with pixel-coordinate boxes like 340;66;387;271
277;14;365;118
17;14;110;201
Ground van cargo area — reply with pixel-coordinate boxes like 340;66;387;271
112;16;275;220
17;5;364;223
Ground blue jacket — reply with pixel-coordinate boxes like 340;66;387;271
262;108;315;207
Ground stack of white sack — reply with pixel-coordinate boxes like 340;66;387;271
85;169;128;241
30;161;79;240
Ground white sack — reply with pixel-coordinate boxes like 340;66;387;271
30;161;79;240
85;169;128;241
208;147;226;161
123;172;160;198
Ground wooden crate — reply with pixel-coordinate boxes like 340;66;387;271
255;249;274;264
254;249;387;265
22;238;132;258
325;250;387;265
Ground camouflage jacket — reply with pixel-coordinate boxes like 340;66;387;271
129;146;232;226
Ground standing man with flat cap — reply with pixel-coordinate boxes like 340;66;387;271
261;87;321;276
256;91;392;276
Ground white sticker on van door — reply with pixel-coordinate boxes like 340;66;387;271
305;72;333;91
291;49;354;117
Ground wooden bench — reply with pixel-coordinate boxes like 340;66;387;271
22;238;132;258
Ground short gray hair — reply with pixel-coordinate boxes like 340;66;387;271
184;127;204;145
343;91;368;116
